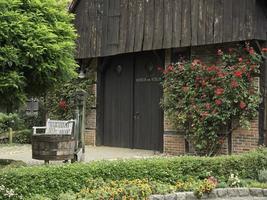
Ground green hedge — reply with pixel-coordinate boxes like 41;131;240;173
0;148;267;199
0;159;26;170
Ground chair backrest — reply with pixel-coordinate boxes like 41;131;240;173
45;119;74;135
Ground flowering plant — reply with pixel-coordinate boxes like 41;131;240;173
161;43;262;156
227;173;242;187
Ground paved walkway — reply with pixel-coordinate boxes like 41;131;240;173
0;144;157;165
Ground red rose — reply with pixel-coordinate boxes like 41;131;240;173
167;65;174;71
231;80;239;88
262;48;267;52
239;101;246;109
217;72;225;78
215;88;224;96
249;47;255;55
59;100;67;110
234;71;242;78
215;99;222;106
205;103;211;110
207;65;219;72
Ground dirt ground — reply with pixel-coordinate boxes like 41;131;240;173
0;144;158;165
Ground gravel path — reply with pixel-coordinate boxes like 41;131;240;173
0;144;157;165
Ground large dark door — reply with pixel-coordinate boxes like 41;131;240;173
134;52;163;150
103;55;134;148
103;52;163;151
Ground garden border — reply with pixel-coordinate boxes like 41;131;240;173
149;188;267;200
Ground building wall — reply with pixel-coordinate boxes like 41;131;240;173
232;120;259;153
163;43;261;155
84;59;97;146
73;0;267;59
84;43;262;154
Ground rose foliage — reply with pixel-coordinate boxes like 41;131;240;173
161;44;262;156
46;78;95;120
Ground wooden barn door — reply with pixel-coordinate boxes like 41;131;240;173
103;52;163;151
103;55;134;148
134;52;163;150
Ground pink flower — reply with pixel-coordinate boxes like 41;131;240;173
207;65;219;72
167;65;174;71
231;80;239;88
215;99;222;106
215;88;224;96
205;103;211;110
239;101;246;109
217;72;225;78
249;47;255;55
238;57;243;62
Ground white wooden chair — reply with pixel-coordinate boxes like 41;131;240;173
33;119;75;135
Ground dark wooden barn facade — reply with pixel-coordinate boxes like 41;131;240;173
71;0;267;58
70;0;267;153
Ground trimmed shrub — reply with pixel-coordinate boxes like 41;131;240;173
0;148;266;199
258;169;267;183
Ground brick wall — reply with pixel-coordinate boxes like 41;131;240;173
84;129;96;146
163;49;186;155
163;43;261;155
84;59;97;146
164;133;185;155
232;120;259;153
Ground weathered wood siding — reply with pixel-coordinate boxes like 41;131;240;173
73;0;267;59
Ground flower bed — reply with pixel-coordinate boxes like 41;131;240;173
0;148;267;199
150;188;267;200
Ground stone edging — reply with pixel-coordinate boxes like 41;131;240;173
149;188;267;200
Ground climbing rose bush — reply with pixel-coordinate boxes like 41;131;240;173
161;43;262;156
